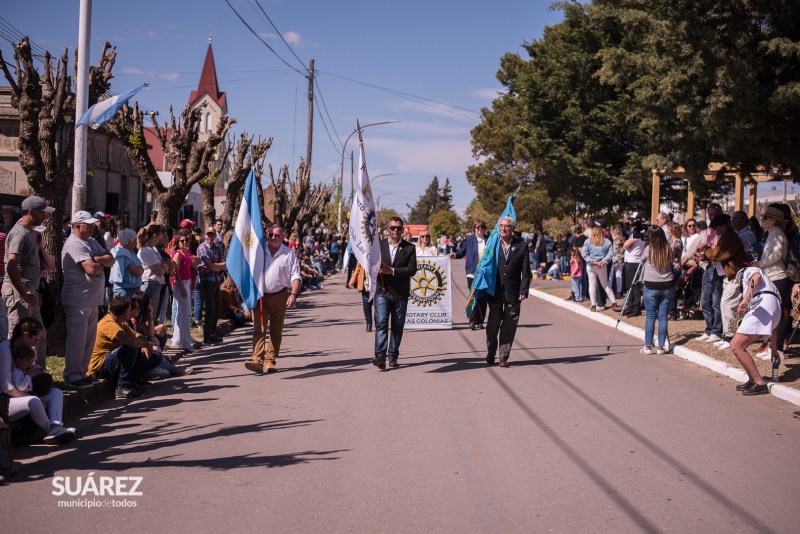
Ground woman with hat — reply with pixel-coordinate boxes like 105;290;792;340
751;205;791;359
415;229;438;257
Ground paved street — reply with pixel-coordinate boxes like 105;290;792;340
4;271;800;533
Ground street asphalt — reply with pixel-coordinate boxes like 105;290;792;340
4;265;800;533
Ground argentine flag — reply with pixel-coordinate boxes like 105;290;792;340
75;83;148;129
227;169;266;310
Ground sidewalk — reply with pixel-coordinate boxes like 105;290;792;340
530;286;800;408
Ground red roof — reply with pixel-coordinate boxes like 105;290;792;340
188;43;226;110
144;127;173;172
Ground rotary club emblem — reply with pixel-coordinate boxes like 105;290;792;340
409;259;447;307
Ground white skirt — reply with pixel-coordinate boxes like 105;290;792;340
737;295;782;337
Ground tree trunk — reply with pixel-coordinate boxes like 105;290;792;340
200;183;217;230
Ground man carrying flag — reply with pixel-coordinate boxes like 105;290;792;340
464;195;530;367
484;216;530;367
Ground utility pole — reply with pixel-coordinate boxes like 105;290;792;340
306;59;314;169
72;0;92;214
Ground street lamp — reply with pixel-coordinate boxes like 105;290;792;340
337;120;400;232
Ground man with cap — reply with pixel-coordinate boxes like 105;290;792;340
2;196;53;364
61;211;114;388
197;225;227;345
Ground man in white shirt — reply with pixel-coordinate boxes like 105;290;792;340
732;210;757;257
245;225;302;374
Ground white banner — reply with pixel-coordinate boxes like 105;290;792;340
405;256;452;330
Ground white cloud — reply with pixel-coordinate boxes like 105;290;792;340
472;87;505;100
368;137;474;175
147;31;157;38
120;67;179;81
258;32;278;40
388;100;479;123
283;31;304;47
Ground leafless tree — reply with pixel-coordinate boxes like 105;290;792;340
199;133;272;232
0;37;116;355
108;103;234;227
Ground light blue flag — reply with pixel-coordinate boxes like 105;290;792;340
75;83;148;129
465;193;517;318
227;169;266;310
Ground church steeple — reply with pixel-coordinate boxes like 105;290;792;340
188;38;226;112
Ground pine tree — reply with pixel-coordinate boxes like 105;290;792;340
439;178;453;212
406;176;441;224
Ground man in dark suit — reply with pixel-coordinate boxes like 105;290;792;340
486;216;531;368
373;217;417;369
451;219;488;329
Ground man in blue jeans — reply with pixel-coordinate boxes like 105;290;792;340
373;217;417;369
693;203;724;342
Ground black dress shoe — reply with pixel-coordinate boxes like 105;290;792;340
372;357;386;370
469;323;478;330
366;324;373;332
388;358;399;368
485;354;496;365
742;383;769;396
735;380;754;391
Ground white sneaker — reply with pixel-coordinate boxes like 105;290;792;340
777;350;786;361
640;346;653;354
755;348;771;361
43;426;75;445
713;339;726;347
716;341;731;350
705;334;722;343
696;333;710;341
656;346;670;355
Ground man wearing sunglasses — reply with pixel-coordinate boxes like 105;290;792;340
246;225;301;374
451;219;489;329
372;217;417;369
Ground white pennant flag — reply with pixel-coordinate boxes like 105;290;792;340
348;140;381;302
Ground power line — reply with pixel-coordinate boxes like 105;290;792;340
250;0;306;71
314;91;343;157
314;76;343;151
318;69;480;120
224;0;306;77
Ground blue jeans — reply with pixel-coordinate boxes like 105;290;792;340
571;278;583;301
113;286;138;298
374;292;408;359
99;345;162;389
559;256;568;276
644;286;672;347
701;267;723;336
531;253;540;271
141;280;163;319
193;276;203;323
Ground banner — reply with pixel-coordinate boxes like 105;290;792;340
405;255;452;330
348;141;381;302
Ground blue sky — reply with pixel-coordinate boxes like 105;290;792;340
3;1;563;216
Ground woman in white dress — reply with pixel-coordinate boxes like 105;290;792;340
730;267;782;395
415;230;439;257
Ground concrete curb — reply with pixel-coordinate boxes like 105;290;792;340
530;288;800;409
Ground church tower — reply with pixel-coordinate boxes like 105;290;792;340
188;31;228;186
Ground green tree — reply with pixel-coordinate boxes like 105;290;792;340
591;0;800;183
407;176;443;224
439;178;453;211
428;210;461;239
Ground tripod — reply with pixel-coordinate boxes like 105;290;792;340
607;260;645;351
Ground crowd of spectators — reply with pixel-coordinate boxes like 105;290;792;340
0;196;344;462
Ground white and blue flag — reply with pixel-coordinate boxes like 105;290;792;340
227;169;266;310
75;83;148;129
348;140;381;302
